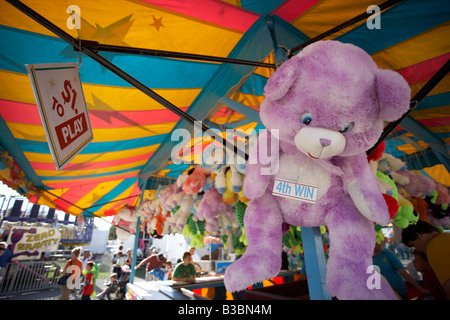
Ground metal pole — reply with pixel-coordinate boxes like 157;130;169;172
83;41;276;69
288;0;403;57
130;181;146;284
5;0;248;161
129;217;141;284
301;227;332;300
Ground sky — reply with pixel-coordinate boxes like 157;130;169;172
0;181;112;230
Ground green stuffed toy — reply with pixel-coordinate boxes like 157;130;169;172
231;231;246;256
183;214;205;249
374;224;384;244
235;200;248;246
393;203;419;229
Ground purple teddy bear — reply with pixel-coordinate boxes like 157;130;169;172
224;40;411;300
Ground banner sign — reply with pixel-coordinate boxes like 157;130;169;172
272;178;318;204
26;63;93;171
7;227;61;260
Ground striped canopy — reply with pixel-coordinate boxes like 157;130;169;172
0;0;449;218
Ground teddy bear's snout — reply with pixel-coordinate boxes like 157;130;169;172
294;127;346;160
320;138;332;147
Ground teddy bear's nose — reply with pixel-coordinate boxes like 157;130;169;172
320;138;332;147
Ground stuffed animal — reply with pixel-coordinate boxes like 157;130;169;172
112;205;137;242
367;142;399;219
149;207;169;236
182;166;210;194
393;197;418;229
201;144;227;192
393;170;436;197
409;196;429;222
374;224;384;245
223;40;411;300
160;174;188;211
183;213;205;249
424;185;450;227
433;181;450;205
197;188;235;234
222;168;239;204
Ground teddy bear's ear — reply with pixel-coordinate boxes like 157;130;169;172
375;68;411;122
264;55;302;101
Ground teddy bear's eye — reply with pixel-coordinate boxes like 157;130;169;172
301;112;312;125
339;122;354;133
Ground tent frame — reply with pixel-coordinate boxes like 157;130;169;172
78;40;276;69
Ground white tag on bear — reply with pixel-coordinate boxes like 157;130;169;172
272;178;318;204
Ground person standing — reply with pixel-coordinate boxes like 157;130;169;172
412;250;446;300
81;250;93;270
135;253;166;281
81;261;95;300
111;251;125;278
124;248;133;266
373;242;429;299
60;247;83;300
0;242;13;284
80;249;93;290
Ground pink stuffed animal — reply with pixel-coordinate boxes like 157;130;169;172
224;40;411;300
182;166;210;194
112;206;137;242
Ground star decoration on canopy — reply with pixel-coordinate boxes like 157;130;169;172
150;15;164;31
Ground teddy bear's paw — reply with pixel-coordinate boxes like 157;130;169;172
224;253;281;293
224;262;247;292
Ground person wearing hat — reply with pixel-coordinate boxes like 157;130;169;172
135;252;167;281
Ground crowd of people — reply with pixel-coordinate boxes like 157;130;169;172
58;245;131;300
56;244;204;300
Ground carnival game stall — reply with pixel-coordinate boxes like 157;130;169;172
0;0;449;301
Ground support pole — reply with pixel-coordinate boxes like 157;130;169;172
301;227;332;300
130;180;147;284
129;217;141;284
82;41;276;69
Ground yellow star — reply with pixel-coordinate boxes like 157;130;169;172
150;15;164;32
49;79;56;88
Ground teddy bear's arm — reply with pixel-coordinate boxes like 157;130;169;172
242;130;274;199
340;153;390;225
